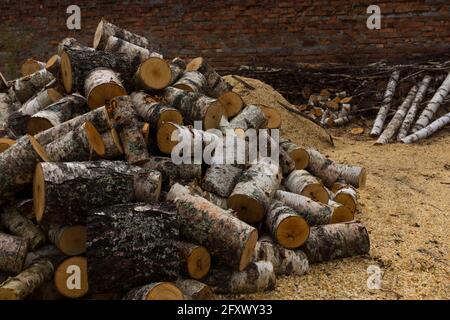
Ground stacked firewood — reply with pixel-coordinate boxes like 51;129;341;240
0;19;370;300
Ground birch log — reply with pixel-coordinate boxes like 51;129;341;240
397;75;432;140
413;73;450;132
285;170;329;204
110;95;150;164
34;106;111;146
84;68;127;109
42;121;105;161
229;104;268;131
254;236;309;276
46;224;86;256
33;161;161;225
11;69;55;103
0;207;46;250
370;70;400;137
124;282;184;300
21;59;46;77
173;71;207;93
0;232;28;273
27;94;89;135
178;241;211;280
104;35;152;63
87;202;179;293
0;138;15;153
167;183;258;271
204;261;276;294
186;57;231;98
333;186;358;214
376;85;418;145
306;148;367;188
202;165;243;197
0;259;53;300
93;18;151;50
0;92;20;137
0;135;47;195
101;129;124;159
228;158;282;224
130;91;182;135
401;111;450;144
45;55;61;76
301;222;370;263
163;87;223;129
175;279;214;300
0;71;10;92
54;256;88;298
265;200;310;249
275;190;352;225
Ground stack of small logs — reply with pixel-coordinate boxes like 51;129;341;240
295;89;355;127
0;19;370;300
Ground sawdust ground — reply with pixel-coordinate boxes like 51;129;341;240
223;76;450;300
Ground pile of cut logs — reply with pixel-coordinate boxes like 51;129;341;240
0;19;369;300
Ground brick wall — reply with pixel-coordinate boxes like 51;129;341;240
0;0;449;78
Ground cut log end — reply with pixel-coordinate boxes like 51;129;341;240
87;83;127;109
60;51;73;93
45;55;60;71
54;256;88;298
158;109;183;129
289;148;309;170
144;283;184;300
0;138;16;153
331;204;354;223
85;121;106;157
334;193;357;214
260;106;282;129
33;163;46;223
27;117;53;136
156;122;179;154
21;59;44;76
204;100;223;130
302;183;329;204
187;246;211;280
239;229;258;271
186;57;203;72
57;225;87;256
29;135;50;162
358;168;367;188
218;92;244;118
93;19;104;49
276;215;310;249
227;194;265;224
139;57;171;90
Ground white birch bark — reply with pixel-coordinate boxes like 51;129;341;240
401;111;450;144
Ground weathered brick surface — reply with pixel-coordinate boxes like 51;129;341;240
0;0;449;77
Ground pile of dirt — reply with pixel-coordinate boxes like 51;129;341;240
224;75;333;151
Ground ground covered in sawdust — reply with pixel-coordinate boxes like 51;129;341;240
223;76;449;300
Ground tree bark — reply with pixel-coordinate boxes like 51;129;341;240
376;85;418;145
175;279;214;300
34;106;111;146
34;161;161;225
0;135;46;195
229;105;268;131
186;57;231;98
11;69;55;103
83;68;127;109
167;183;258;271
401;111;450;144
0;207;46;250
397;75;432;141
0;71;10;92
27;94;89;135
204;261;276;294
0;259;53;300
0;232;28;273
163;87;223;129
306;148;367;189
265;200;310;249
110;95;150;164
42;121;105;161
140;156;202;190
370;70;400;137
94;18;151;51
0;138;15;153
413;73;450;132
173;71;207;93
284;169;329;204
123;282;184;300
130;91;182;135
228;157;282;224
254;236;309;276
57;37;94;55
101;129;123;159
178;241;211;280
301;222;370;263
202;165;243;197
87;202;179;293
0;92;20;137
104;35;155;64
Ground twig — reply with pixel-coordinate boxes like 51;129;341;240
231;75;255;90
277;101;335;147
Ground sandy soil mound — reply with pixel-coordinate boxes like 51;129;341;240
224;75;333;151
